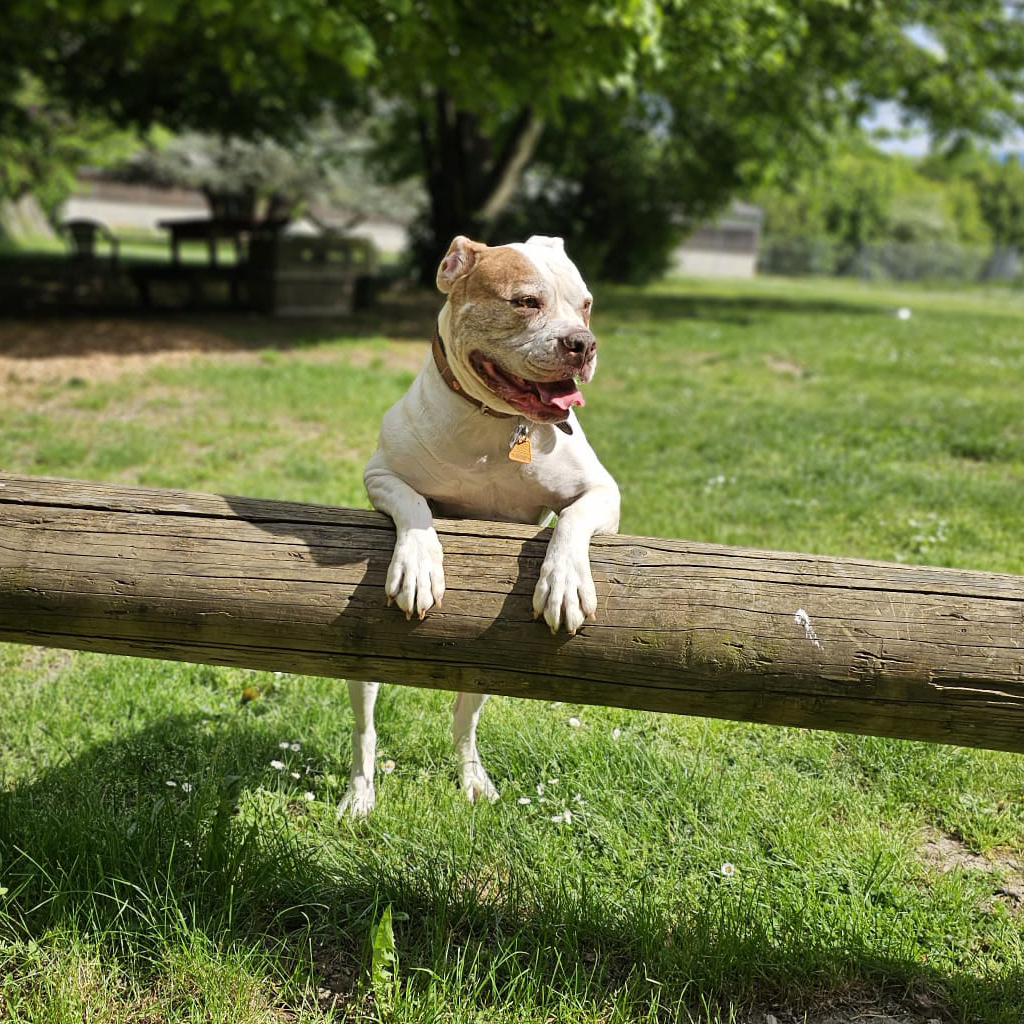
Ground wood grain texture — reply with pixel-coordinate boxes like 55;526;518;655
1;472;1023;752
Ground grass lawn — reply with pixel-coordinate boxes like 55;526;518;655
1;274;1023;1022
1;229;243;265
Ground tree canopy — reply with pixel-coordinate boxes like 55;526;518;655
6;0;1024;279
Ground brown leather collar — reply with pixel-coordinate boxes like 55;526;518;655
431;326;515;419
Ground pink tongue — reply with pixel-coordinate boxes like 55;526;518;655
537;382;585;411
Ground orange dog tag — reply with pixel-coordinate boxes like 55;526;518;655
508;424;532;464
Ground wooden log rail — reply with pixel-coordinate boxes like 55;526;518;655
1;473;1022;753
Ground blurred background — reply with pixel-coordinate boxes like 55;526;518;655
4;0;1024;312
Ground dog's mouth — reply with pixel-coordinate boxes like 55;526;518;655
469;352;585;422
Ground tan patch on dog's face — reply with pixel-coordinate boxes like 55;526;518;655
447;247;545;340
444;246;591;354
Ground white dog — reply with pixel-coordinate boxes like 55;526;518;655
339;234;620;817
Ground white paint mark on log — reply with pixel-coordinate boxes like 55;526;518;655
794;608;823;650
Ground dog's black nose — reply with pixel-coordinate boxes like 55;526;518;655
560;329;596;360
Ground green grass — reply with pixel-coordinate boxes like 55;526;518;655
1;275;1023;1022
1;229;242;265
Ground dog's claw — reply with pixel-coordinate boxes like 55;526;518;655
385;527;445;621
534;549;596;636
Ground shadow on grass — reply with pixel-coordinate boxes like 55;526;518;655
0;709;1017;1022
0;290;441;362
597;286;893;328
0;283;895;364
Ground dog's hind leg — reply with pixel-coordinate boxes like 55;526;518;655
453;692;499;804
337;680;380;818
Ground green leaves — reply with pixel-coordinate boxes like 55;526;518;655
7;0;1024;278
369;903;398;1009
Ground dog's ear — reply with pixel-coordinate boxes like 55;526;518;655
525;235;565;251
437;236;486;293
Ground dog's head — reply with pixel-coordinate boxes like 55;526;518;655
435;234;596;423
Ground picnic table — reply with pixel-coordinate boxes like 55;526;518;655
133;216;288;309
156;216;287;266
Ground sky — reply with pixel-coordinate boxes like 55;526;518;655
863;24;1024;160
864;101;931;157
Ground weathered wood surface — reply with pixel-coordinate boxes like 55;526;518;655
1;472;1023;753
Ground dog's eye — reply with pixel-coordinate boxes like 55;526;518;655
511;295;541;310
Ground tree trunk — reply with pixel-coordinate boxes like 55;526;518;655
414;91;545;284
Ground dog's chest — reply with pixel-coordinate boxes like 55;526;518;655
419;450;552;524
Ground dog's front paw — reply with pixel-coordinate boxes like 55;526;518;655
385;528;445;619
532;550;597;635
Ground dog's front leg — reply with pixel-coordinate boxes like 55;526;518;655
364;462;445;619
533;483;620;635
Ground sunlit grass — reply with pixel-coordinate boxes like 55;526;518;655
1;276;1023;1022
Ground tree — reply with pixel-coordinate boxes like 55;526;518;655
7;0;1024;280
0;73;136;221
922;146;1024;252
386;0;1024;279
120;120;424;228
6;0;373;140
754;140;994;277
349;0;668;277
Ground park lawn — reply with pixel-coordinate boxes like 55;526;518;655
0;274;1023;1022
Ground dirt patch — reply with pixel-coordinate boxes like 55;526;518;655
0;318;246;361
14;645;78;683
0;318;248;406
749;981;949;1024
0;316;431;412
751;1010;942;1024
918;829;1024;914
332;339;428;376
765;356;810;379
918;830;1023;876
305;940;359;1017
